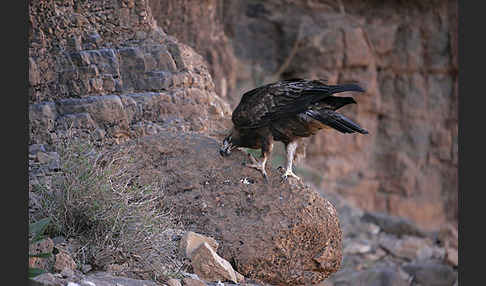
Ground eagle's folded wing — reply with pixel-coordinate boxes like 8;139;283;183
232;79;364;129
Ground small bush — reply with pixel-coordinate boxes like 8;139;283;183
31;136;180;282
28;217;52;278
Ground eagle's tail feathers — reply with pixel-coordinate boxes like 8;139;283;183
306;110;369;134
333;113;369;134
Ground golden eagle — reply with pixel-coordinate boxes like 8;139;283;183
220;79;368;181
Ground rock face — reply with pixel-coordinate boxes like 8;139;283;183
109;131;343;285
28;0;231;146
150;0;458;231
149;0;237;102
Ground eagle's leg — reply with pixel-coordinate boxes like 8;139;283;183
245;139;273;181
282;141;301;181
246;152;268;179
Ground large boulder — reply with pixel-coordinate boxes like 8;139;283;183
105;131;343;285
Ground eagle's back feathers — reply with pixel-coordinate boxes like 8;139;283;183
232;79;365;131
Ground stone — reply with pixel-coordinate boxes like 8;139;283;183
361;212;426;238
343;240;372;255
179;231;219;258
61;268;76;278
331;267;409;286
81;264;92;274
58;113;97;130
379;234;444;261
445;247;458;267
436;223;458;249
54;252;77;272
364;247;387;262
30;273;62;286
181;278;207;286
55;95;128;129
29;237;54;271
84;271;159;286
190;242;237;283
30;237;54;256
29;102;58;141
29;57;41;86
29;144;47;155
235;271;245;283
93;128;106;141
402;262;457;286
80;280;96;286
29;257;51;273
166;278;182;286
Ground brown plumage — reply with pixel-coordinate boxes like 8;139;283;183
220;78;368;181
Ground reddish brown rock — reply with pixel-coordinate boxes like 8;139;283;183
105;131;343;285
190;242;237;283
445;247;458;267
166;278;182;286
29;237;54;271
437;223;459;249
179;231;219;259
54;252;77;273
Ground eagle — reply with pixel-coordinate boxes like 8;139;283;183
219;78;368;181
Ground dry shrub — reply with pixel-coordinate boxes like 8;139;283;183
31;136;184;282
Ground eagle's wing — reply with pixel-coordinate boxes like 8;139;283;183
232;79;364;129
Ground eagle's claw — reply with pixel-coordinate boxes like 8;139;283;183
245;153;269;182
280;169;301;182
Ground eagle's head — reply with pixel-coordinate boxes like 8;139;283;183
220;128;239;157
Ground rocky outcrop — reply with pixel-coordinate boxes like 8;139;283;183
149;0;237;102
28;0;231;146
150;0;458;231
103;131;343;285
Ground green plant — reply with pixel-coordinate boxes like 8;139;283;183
28;217;52;278
31;137;178;282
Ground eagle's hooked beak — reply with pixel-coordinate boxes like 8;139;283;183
220;139;233;157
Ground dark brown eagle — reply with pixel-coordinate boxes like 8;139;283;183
220;78;368;181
